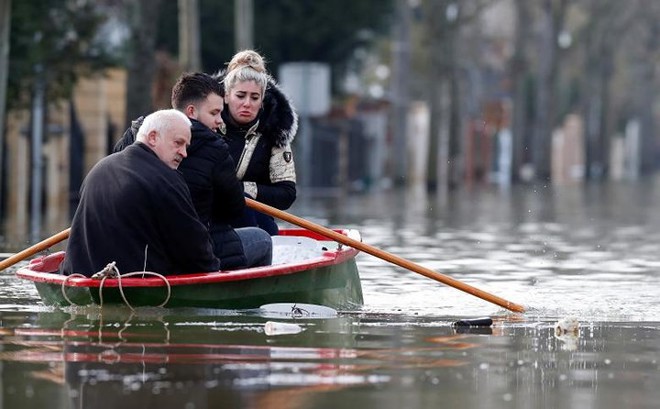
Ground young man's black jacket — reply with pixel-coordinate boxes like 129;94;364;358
61;143;221;276
114;118;247;269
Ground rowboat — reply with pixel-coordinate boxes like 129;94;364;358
15;229;364;310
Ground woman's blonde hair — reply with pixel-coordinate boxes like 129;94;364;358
223;50;270;96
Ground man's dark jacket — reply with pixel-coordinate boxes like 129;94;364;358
114;118;247;269
61;143;221;277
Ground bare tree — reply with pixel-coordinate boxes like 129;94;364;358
179;0;201;71
124;0;162;126
532;0;568;182
234;0;254;51
423;0;489;194
629;0;660;175
423;0;455;195
574;0;635;180
0;0;10;212
390;0;412;185
509;0;533;182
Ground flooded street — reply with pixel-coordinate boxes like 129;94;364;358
2;179;660;408
299;179;660;320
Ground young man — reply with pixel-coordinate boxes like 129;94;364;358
62;109;221;277
114;73;272;270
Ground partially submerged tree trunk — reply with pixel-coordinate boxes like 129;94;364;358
636;4;659;175
424;0;460;197
390;0;411;186
583;41;613;180
580;0;639;180
510;0;533;182
532;0;567;182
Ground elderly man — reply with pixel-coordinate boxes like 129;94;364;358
61;109;220;277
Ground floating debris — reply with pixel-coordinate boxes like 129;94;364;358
452;317;493;327
554;316;579;337
554;317;579;351
259;303;338;319
264;321;304;336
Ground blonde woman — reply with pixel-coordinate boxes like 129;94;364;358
214;50;298;235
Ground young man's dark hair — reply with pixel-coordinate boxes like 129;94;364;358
170;73;224;111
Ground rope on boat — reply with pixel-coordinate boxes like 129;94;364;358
61;261;172;310
112;271;172;310
61;273;88;306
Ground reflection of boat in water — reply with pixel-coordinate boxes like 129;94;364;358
15;229;364;310
4;309;368;408
0;308;492;408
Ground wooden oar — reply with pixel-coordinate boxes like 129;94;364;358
246;198;526;313
0;228;70;271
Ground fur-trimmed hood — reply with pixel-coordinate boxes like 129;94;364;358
214;69;298;148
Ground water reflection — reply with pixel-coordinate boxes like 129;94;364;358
1;308;660;408
0;308;377;408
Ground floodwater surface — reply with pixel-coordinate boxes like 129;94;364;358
2;180;660;408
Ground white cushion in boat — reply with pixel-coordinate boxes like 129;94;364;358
270;235;327;265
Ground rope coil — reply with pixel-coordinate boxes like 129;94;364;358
61;261;172;310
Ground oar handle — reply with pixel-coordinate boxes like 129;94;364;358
0;228;71;271
246;198;526;313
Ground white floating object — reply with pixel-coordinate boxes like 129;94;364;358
259;303;338;318
264;321;304;336
554;316;579;336
554;317;580;351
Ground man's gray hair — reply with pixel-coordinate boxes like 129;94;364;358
136;109;192;143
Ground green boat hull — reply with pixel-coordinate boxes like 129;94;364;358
31;256;363;310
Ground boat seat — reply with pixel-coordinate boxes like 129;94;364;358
271;235;327;265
